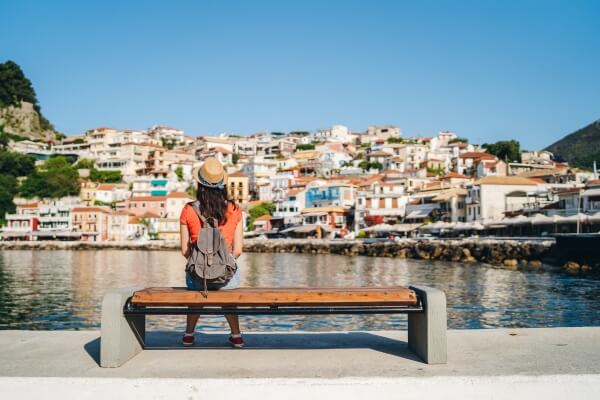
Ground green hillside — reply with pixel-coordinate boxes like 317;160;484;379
0;60;57;140
545;119;600;170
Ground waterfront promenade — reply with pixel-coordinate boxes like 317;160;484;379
1;327;600;399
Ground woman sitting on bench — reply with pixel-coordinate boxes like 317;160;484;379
179;157;244;348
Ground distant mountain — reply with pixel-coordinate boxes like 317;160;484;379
0;60;58;141
545;119;600;170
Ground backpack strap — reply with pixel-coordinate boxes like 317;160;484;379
189;201;213;298
189;201;208;226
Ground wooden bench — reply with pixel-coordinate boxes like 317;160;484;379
100;285;447;367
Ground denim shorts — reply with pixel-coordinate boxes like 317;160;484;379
185;264;241;291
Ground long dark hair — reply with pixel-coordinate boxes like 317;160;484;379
196;184;237;225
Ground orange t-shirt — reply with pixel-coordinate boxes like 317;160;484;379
179;202;242;249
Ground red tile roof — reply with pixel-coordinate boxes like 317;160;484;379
459;152;495;160
128;196;167;202
19;203;38;208
441;172;471;180
72;207;110;213
96;184;115;191
166;192;192;199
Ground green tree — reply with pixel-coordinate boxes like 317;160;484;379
449;137;469;144
358;160;370;171
0;137;35;224
296;143;315;151
0;126;8;149
0;60;38;107
90;169;122;183
161;138;175;149
73;158;95;169
370;161;383;171
232;153;240;165
247;202;275;230
0;174;18;225
427;167;445;176
186;184;197;198
482;140;521;162
0;151;35;177
359;161;383;171
175;167;184;182
74;158;122;183
386;137;405;144
0;61;54;131
20;156;80;198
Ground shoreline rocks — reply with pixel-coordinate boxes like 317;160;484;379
0;238;594;273
242;238;556;267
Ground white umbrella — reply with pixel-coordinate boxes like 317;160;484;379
362;223;395;232
470;222;485;230
502;215;530;225
530;213;554;225
588;211;600;222
453;222;472;231
562;213;589;223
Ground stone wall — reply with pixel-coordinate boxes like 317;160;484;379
243;238;553;268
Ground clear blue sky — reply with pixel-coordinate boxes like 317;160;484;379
1;0;599;149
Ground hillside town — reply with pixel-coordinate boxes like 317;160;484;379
2;124;600;242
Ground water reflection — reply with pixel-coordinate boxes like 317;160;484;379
0;250;599;331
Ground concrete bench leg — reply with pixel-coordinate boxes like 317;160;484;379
408;285;447;364
100;287;145;368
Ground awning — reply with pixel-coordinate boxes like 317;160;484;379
582;188;600;197
33;231;81;238
0;231;31;238
302;212;327;217
282;224;332;234
405;208;434;219
362;223;395;232
364;223;422;233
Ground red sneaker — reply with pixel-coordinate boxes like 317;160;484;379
228;335;244;348
182;334;195;347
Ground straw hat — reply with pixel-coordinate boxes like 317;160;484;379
192;157;228;189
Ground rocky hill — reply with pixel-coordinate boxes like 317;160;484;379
0;60;58;141
545;119;600;170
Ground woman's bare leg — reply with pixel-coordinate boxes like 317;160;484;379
186;314;200;334
224;315;241;335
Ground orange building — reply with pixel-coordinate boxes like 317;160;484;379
71;207;110;241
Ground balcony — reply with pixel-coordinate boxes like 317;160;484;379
38;215;70;223
465;196;479;205
5;214;36;221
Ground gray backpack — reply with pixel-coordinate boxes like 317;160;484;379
185;201;237;296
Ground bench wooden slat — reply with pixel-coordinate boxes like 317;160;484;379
131;287;418;307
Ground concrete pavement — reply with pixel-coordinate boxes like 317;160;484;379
1;327;600;378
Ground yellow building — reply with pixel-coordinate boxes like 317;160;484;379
156;218;181;241
80;181;98;206
227;171;249;205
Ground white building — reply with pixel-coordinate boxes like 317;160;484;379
313;125;352;144
148;125;185;144
241;156;278;197
466;176;542;222
273;188;306;225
